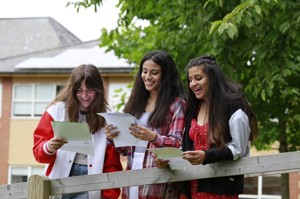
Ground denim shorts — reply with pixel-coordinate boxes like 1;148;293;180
61;163;88;199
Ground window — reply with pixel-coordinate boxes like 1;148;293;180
12;84;64;117
8;166;45;184
240;175;281;199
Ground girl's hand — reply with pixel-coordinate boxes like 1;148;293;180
153;154;170;169
47;137;68;152
105;124;120;140
129;124;157;142
182;150;206;165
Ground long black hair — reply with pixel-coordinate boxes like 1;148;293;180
124;50;185;128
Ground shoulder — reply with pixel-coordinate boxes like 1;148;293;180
47;102;65;111
171;97;186;108
168;97;186;115
226;100;247;116
226;101;249;124
46;101;66;121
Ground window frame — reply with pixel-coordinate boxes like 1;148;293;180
8;165;45;184
240;175;281;199
12;83;63;118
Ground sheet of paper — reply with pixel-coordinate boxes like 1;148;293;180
152;147;192;170
98;112;148;147
51;121;94;155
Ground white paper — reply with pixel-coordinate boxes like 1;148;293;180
98;112;148;147
51;121;94;155
152;147;192;170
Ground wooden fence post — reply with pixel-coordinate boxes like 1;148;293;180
27;175;50;199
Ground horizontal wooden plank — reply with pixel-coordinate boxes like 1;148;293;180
50;151;300;195
1;151;299;198
0;182;27;199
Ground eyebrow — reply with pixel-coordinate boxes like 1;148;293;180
143;68;161;72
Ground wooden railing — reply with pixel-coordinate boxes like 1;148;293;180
1;151;300;199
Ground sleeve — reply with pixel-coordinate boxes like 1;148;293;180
32;111;57;163
226;109;251;160
152;98;186;148
203;109;251;164
203;146;233;164
101;143;123;199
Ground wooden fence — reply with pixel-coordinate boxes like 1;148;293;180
0;151;300;199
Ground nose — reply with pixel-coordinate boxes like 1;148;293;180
82;91;89;97
78;91;88;100
190;79;197;87
77;90;92;99
145;72;152;80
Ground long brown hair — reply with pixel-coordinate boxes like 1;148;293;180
185;56;258;147
49;64;108;133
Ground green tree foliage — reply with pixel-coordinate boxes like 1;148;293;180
71;1;300;196
70;0;300;151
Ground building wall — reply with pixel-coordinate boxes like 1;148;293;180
9;120;40;165
290;172;300;199
0;77;12;184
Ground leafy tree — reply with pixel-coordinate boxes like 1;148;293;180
70;0;300;198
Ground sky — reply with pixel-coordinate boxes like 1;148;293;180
0;0;119;41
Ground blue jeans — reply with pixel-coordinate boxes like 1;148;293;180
62;163;88;199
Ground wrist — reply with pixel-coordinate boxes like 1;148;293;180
150;133;157;142
44;141;56;155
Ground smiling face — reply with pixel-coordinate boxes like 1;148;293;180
76;80;96;111
141;60;162;93
188;65;209;100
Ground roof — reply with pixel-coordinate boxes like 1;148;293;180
16;45;130;69
0;17;81;59
0;40;133;75
0;17;134;75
